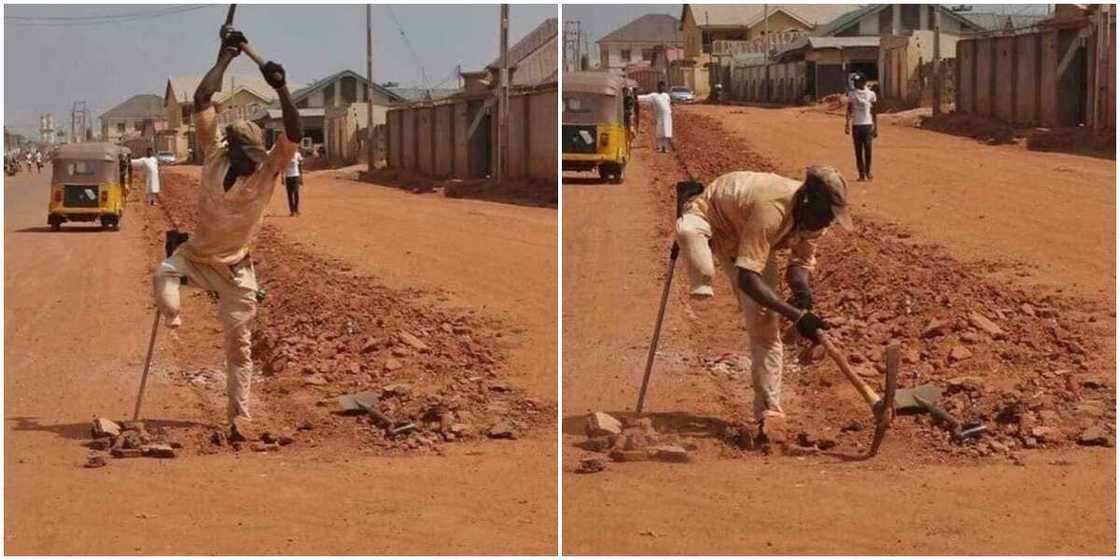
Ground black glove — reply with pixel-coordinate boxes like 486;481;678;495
787;289;813;311
221;30;247;54
260;61;286;89
796;312;831;344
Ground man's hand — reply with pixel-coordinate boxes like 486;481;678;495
787;289;813;311
872;127;879;138
260;61;286;89
796;312;831;344
221;30;247;57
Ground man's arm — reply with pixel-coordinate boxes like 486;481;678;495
738;268;803;322
276;85;303;143
844;95;853;134
194;49;236;112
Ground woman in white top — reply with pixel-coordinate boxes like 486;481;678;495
844;73;878;181
284;151;303;216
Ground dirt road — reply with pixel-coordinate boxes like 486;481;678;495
5;166;556;554
562;110;1115;554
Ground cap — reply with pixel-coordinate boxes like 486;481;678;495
225;120;267;164
805;165;853;230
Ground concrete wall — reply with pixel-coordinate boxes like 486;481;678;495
1014;33;1040;123
993;36;1016;122
728;60;807;103
957;39;975;113
974;38;994;117
386;86;557;182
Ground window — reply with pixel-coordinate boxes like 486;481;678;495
621;49;631;62
641;48;654;61
341;76;357;103
116;122;126;133
68;161;95;176
324;84;335;107
134;121;143;131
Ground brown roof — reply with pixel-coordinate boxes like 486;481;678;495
599;14;683;44
684;4;858;30
99;94;165;120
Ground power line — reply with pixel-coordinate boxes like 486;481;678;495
385;5;430;89
5;5;215;27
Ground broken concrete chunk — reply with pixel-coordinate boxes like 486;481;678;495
609;448;652;462
88;437;113;451
576;457;608;474
579;436;613;452
969;312;1006;338
251;442;281;453
651;445;691;463
487;421;517;439
85;453;109;468
142;444;176;458
585;412;623;437
921;319;952;338
121;420;147;435
111;448;142;459
782;443;819;457
1077;426;1115;447
397;331;429;351
338;390;381;413
947;345;973;363
383;358;403;372
91;418;121;439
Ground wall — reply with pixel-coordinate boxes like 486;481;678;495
956;16;1114;130
728;60;807;103
386;86;557;183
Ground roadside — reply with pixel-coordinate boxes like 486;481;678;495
5;165;556;554
561;108;1115;554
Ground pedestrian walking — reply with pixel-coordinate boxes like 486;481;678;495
285;150;303;216
844;73;878;181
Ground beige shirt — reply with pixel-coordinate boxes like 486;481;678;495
686;171;819;274
179;106;297;266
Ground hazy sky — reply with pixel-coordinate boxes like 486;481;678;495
562;3;1051;65
4;4;556;137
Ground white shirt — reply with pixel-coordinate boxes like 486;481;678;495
637;92;673;139
285;151;303;178
130;156;160;194
848;88;877;126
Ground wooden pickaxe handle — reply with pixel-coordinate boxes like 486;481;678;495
240;42;266;67
818;332;881;407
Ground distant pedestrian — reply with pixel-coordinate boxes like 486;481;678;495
638;81;673;153
285;150;303;216
34;151;43;174
844;73;878;182
131;148;161;205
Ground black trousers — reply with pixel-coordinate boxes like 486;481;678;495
285;176;301;214
852;124;874;178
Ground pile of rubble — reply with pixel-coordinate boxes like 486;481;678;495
83;418;180;468
574;412;696;474
147;170;543;456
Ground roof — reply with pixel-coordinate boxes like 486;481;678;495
388;87;460;102
683;4;857;30
959;12;1048;31
289;69;405;105
598;14;683;44
563;71;628;95
489;17;557;69
259;108;326;120
164;74;306;107
810;4;989;37
99;94;165;120
52;142;130;160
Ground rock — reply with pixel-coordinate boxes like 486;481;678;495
948;345;973;363
922;319;952;338
487;381;513;392
210;430;228;446
580;436;613;452
651;445;691;463
969;312;1006;339
121;421;147;435
841;420;865;432
118;431;143;450
85;454;109;468
782;443;819;457
360;337;383;353
960;332;980;344
251;442;281;453
1081;377;1109;390
91;418;121;438
1077;426;1115;447
817;438;837;451
303;374;329;386
440;322;454;334
397;331;429;351
390;346;410;358
575;457;608;474
1020;303;1036;317
111;448;142;459
88;437;113;451
452;325;472;335
947;376;984;392
381;383;410;398
1037;409;1061;426
609;449;651;462
383;358;403;372
449;423;473;437
585;412;623;437
902;349;921;365
487;422;517;439
1031;426;1062;442
141;444;176;458
277;436;295;446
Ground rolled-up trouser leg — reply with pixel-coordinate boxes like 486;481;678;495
153;252;210;325
675;212;715;297
734;257;784;420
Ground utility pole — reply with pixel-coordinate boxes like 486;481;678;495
366;4;374;174
933;8;942;116
496;4;509;183
763;4;770;101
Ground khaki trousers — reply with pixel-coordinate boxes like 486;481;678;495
153;252;258;424
676;212;784;420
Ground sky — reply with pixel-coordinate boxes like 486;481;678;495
562;3;1052;66
3;4;556;137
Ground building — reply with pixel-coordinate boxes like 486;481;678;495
163;74;304;162
597;14;684;70
679;4;856;96
98;94;166;145
490;17;559;87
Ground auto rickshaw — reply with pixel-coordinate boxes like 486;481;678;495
562;71;631;184
47;142;131;230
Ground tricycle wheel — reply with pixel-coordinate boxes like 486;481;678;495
48;216;61;231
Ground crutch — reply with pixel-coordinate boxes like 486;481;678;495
634;180;705;415
132;310;161;421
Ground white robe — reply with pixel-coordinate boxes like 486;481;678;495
637;92;673;139
130;156;160;194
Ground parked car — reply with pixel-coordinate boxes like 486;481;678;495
156;151;176;165
669;86;696;104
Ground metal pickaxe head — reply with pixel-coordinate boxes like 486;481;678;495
219;4;237;40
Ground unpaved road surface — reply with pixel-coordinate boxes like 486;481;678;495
562;108;1115;554
5;165;556;554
